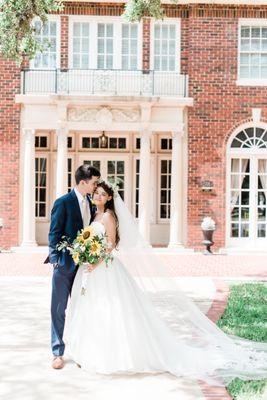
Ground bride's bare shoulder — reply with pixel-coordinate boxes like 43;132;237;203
102;210;116;224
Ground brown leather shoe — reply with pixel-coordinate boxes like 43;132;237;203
76;363;81;368
52;356;64;369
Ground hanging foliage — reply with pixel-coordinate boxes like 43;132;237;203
0;0;63;62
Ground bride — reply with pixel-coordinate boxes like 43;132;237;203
68;180;267;386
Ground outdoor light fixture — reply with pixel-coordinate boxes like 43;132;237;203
100;131;108;148
201;180;214;192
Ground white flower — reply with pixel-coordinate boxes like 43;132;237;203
201;217;216;231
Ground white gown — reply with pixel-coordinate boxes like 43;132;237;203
68;221;233;382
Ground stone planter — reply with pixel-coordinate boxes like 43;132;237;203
202;229;215;254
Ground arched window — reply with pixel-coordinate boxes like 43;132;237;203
227;125;267;247
231;127;267;149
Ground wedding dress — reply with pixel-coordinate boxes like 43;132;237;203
68;197;267;386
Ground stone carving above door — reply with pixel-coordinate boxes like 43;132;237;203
68;107;140;123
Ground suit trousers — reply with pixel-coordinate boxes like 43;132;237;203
51;267;77;356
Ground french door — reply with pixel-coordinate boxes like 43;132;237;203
78;154;130;207
228;156;267;248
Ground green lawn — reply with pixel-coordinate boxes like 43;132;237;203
217;283;267;400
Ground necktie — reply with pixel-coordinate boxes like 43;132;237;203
82;197;90;228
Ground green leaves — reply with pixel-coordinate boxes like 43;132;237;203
0;0;63;62
217;283;267;399
122;0;164;22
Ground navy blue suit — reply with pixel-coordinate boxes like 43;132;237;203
44;189;95;356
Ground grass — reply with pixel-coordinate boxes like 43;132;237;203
217;283;267;400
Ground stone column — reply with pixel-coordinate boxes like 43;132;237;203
168;131;184;248
21;129;37;247
56;126;68;199
138;129;151;242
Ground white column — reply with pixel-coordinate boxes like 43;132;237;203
138;130;151;243
56;126;68;198
168;131;184;248
21;129;37;247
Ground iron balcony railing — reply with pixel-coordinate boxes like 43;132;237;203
21;68;188;97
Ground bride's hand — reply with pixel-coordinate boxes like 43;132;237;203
87;263;97;273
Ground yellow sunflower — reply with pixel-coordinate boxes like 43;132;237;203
90;241;102;256
82;226;96;240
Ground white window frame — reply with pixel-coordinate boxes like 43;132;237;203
69;16;142;70
226;122;267;249
157;134;172;153
78;132;129;152
150;18;181;73
237;18;267;86
157;155;172;223
35;131;50;150
35;153;50;221
30;15;61;70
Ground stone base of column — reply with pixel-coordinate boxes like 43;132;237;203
168;242;184;249
18;240;38;248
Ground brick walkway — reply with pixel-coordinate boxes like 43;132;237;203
0;252;266;279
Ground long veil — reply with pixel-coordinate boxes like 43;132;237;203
114;194;267;386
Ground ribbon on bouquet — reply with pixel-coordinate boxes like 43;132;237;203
81;263;90;295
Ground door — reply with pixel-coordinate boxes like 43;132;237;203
228;156;267;248
78;154;130;207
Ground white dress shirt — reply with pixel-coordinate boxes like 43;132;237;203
74;187;91;226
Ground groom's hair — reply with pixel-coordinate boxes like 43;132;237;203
75;165;101;184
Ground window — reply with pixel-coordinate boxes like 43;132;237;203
122;24;138;70
35;135;48;149
153;23;177;71
67;158;73;193
97;23;114;69
239;24;267;80
135;159;140;217
81;135;127;150
159;159;171;219
70;17;141;70
159;137;172;151
107;161;125;200
32;19;58;69
35;157;47;218
73;22;90;68
231;127;267;148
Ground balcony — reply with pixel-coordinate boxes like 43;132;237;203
21;69;188;97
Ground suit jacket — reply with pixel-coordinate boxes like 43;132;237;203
44;189;96;273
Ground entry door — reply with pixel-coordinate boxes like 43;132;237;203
78;154;130;207
228;156;267;248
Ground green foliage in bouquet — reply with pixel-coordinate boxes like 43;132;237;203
0;0;63;62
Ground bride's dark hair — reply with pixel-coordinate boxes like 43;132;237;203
95;181;120;247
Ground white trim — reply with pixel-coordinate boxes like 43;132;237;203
150;18;181;73
68;15;142;70
30;15;61;70
237;18;267;85
227;121;267;153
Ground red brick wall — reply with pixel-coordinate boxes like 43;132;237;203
61;16;69;69
185;5;267;250
0;58;21;249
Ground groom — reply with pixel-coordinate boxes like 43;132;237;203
44;164;101;369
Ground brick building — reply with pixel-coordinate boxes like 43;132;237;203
0;0;267;252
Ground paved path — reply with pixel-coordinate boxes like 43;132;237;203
1;252;265;400
0;277;215;400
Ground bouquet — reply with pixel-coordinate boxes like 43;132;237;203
57;226;113;295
